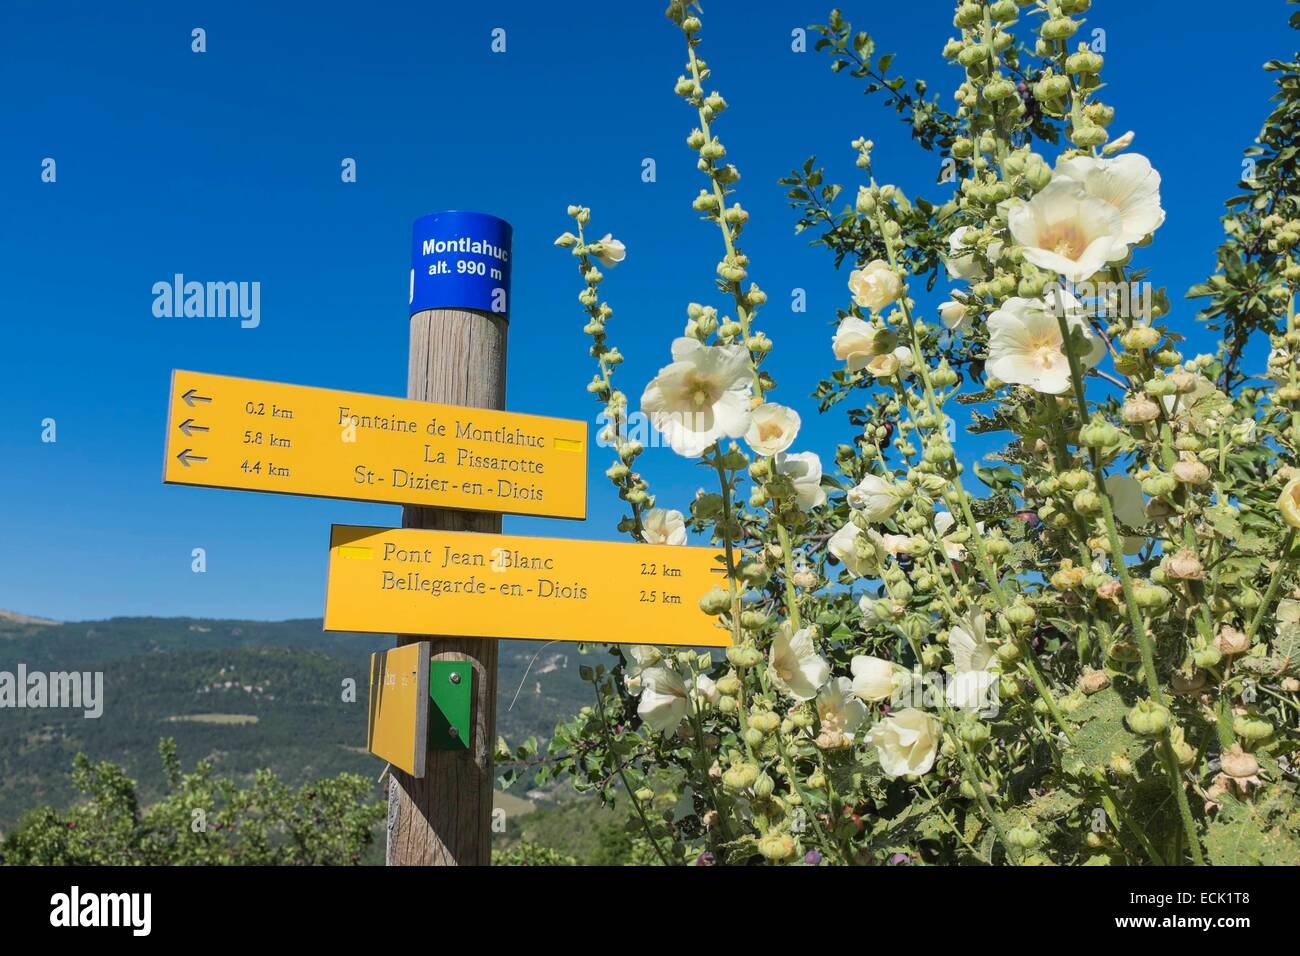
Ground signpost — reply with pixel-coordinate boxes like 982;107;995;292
163;370;586;520
161;209;730;867
325;525;728;647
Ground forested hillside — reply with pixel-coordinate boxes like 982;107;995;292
0;612;589;829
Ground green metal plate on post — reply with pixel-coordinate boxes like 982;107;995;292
428;661;472;750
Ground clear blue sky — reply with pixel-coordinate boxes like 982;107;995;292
0;0;1289;621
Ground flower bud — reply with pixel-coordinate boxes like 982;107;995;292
1131;581;1172;610
757;832;795;861
1122;396;1160;424
699;587;731;616
1004;599;1036;628
1172;457;1210;485
984;78;1017;102
954;3;983;28
959;720;991;747
1070;123;1108;149
1126;698;1170;736
1079;669;1111;695
1163;548;1204;580
1073;489;1100;514
722;762;760;791
1007;825;1040;849
986;535;1012;558
726;644;763;669
1232;715;1273;743
1065;47;1103;75
1141;471;1177;497
1220;744;1260;783
1060;469;1093;492
1192;642;1223;669
1215;626;1250;657
1169;725;1196;767
1041;17;1079;40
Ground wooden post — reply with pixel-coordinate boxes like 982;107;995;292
387;305;506;865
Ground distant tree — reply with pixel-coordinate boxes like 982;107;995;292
0;739;383;865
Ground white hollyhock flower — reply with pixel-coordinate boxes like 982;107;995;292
879;533;915;557
768;623;830;701
848;474;904;521
693;674;720;707
934;511;966;561
637;666;689;736
864;345;914;381
949;613;995;674
640;337;753;457
745;403;801;456
1102;129;1135;154
773;451;827;511
640;508;687;546
946;669;1000;713
832;316;887;372
850;655;907;703
624;645;661;693
1105;474;1147;556
866;708;941;778
848;260;902;311
1007;179;1128;282
986;291;1104;394
1054;153;1165;245
593;233;626;267
828;522;884;578
939;294;969;331
944;226;1004;281
815;677;869;746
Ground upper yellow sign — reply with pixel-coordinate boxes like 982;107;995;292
324;525;731;647
162;370;587;519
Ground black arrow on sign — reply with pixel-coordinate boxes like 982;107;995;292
181;389;212;407
178;419;209;437
176;449;208;467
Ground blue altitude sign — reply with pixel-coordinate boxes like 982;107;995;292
409;211;513;317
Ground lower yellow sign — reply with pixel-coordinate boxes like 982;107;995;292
367;642;430;776
325;525;730;647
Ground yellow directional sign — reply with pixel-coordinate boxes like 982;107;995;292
324;525;731;647
367;642;430;776
162;370;587;519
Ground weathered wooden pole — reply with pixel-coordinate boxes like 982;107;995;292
387;212;511;866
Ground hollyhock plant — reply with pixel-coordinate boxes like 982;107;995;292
546;0;1300;867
